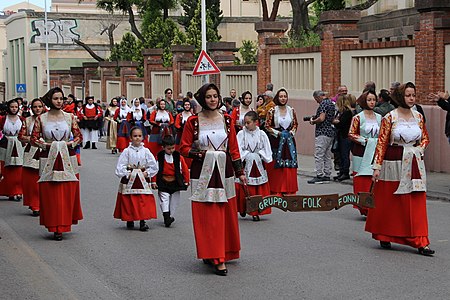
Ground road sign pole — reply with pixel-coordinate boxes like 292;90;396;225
45;0;51;90
201;0;209;85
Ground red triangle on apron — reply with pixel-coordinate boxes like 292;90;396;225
131;175;145;189
32;149;40;160
411;156;421;180
53;153;65;171
11;143;19;157
249;161;261;177
207;162;224;189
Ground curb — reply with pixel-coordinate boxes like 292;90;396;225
297;170;450;202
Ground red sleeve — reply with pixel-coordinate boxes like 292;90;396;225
78;106;86;118
63;103;74;113
149;111;159;126
30;116;42;147
142;109;147;121
226;115;241;161
18;118;29;143
179;116;196;157
96;106;103;118
169;113;174;126
180;156;190;182
71;114;83;144
230;107;238;126
0;116;6;130
175;114;182;129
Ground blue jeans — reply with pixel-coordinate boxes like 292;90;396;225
338;135;352;176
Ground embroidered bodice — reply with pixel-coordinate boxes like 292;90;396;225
278;112;292;130
392;118;421;146
119;107;130;119
43;119;70;142
181;112;191;124
132;107;143;121
156;110;170;123
364;118;380;138
4;116;22;136
115;144;158;178
198;118;228;151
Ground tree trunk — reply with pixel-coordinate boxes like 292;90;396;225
261;0;269;21
107;24;116;50
127;6;145;42
269;0;282;21
346;0;379;10
72;39;105;62
163;8;169;21
289;0;313;39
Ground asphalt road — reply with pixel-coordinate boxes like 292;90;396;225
1;143;449;299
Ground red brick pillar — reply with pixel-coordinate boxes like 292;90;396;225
82;62;99;98
171;45;195;96
99;61;118;101
255;22;289;94
69;67;84;98
415;0;450;104
207;42;237;89
118;61;139;98
142;49;166;98
319;11;360;95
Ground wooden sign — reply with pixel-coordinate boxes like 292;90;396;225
245;191;375;214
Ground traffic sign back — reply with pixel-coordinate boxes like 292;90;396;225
192;50;220;76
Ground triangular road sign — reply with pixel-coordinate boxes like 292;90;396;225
192;50;220;76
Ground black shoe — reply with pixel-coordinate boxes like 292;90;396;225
337;174;350;181
307;176;324;184
333;175;341;181
203;259;212;265
139;220;149;231
54;233;63;241
214;266;228;276
92;143;97;149
418;246;435;256
239;212;246;218
83;141;91;149
252;215;260;222
32;210;40;217
163;212;175;227
9;196;21;202
321;176;331;183
126;221;134;229
380;241;392;249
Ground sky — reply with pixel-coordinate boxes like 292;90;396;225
1;0;48;11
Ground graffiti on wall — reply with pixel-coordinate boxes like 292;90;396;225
31;19;80;44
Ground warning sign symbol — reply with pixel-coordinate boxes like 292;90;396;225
192;50;220;76
16;84;27;94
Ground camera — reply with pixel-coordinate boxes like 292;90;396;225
303;116;313;122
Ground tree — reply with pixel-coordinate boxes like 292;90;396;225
260;0;282;21
179;0;222;39
289;0;380;42
235;40;258;65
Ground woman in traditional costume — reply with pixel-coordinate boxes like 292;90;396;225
180;83;246;276
79;96;102;150
114;126;158;231
235;111;272;221
127;98;149;148
0;99;25;201
105;97;119;154
18;98;45;216
148;98;174;157
367;82;434;256
31;87;83;241
264;88;299;195
231;91;253;132
348;91;381;216
114;98;131;153
174;99;193;168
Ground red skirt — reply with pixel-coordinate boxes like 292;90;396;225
22;167;40;211
116;137;129;153
235;182;271;216
191;197;241;264
0;162;23;197
114;193;157;221
39;180;83;233
266;161;298;194
365;180;429;248
352;174;372;216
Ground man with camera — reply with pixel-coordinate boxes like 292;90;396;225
307;90;336;184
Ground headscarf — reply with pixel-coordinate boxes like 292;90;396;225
6;99;20;115
194;83;220;111
390;82;415;109
273;88;288;106
41;87;64;110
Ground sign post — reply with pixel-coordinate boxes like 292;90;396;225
201;0;207;84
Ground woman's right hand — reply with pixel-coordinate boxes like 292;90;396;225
372;169;380;182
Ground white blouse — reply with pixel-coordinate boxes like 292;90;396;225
198;118;228;151
155;111;170;123
278;112;292;130
392;118;421;145
3;116;22;136
43;119;70;142
115;144;158;178
364;118;380;138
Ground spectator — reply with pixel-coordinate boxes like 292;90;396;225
230;89;237;101
264;83;274;99
139;97;148;113
164;88;176;116
331;85;348;103
374;89;395;116
431;91;450;144
389;81;400;94
186;91;198;114
363;81;376;93
307;90;336;184
223;97;233;114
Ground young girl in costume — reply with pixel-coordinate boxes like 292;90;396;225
151;135;190;227
114;98;131;153
114;126;159;231
0;99;25;201
18;98;45;216
235;111;273;221
231;91;254;133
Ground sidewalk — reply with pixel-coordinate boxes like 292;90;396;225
297;155;450;202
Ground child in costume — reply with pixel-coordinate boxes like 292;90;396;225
152;135;190;227
114;126;159;231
